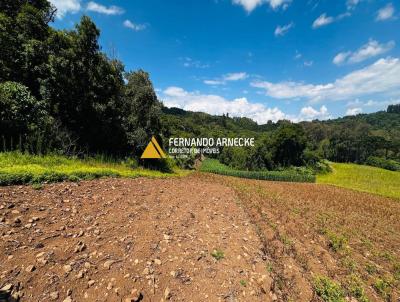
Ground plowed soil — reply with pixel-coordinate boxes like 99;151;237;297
1;173;399;302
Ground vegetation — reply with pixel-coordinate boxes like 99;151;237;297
313;276;345;302
366;156;400;172
211;249;225;261
200;158;316;183
0;152;185;186
317;163;400;199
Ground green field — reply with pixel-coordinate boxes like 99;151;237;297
0;152;187;186
317;162;400;199
200;158;316;183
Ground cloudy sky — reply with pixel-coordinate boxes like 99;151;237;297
50;0;399;123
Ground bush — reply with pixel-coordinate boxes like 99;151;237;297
200;159;316;183
366;156;400;171
313;276;345;302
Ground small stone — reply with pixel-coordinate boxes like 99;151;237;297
63;265;72;273
103;260;116;270
14;217;21;224
63;297;72;302
84;262;91;269
88;280;95;287
76;270;84;279
164;287;172;300
25;264;36;272
50;291;59;300
154;259;162;265
1;283;13;292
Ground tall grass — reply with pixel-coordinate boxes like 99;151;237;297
200;159;316;183
0;152;187;186
317;162;400;199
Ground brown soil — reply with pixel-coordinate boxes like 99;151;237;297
0;176;274;302
1;173;399;302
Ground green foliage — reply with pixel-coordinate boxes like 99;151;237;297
387;104;400;114
373;277;392;300
200;159;316;183
211;249;225;260
344;274;369;302
313;276;345;302
366;156;400;171
325;231;348;252
123;70;162;156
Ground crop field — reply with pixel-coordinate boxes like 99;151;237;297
204;173;400;301
200;158;316;183
0;152;188;186
317;162;400;199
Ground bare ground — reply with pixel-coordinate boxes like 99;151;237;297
1;173;399;302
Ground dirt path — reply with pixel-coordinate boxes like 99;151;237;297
0;176;275;302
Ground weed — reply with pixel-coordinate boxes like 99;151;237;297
326;231;348;253
373;277;392;300
344;274;369;302
31;183;43;190
393;263;400;280
313;276;345;302
266;263;273;273
239;280;247;287
365;263;378;275
211;249;225;261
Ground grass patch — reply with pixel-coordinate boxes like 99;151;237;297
325;231;348;253
200;159;316;183
211;249;225;261
317;162;400;199
313;276;345;302
0;152;188;186
373;277;392;300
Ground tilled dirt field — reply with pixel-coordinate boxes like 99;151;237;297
0;175;274;302
0;173;399;302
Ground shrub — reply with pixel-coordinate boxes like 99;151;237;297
366;156;400;172
200;159;316;183
313;276;345;302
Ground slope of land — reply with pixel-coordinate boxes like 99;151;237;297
317;162;400;199
1;174;399;302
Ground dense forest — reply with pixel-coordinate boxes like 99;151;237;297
1;0;399;172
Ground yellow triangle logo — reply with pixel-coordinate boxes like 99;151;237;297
141;136;167;159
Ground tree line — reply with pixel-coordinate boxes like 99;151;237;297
0;0;161;158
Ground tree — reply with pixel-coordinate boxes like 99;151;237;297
273;123;306;167
123;70;162;156
387;104;400;114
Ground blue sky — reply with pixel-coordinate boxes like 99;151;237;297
50;0;399;123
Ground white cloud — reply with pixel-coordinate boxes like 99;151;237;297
182;57;209;69
123;20;147;31
204;72;248;85
49;0;81;18
297;105;330;121
333;39;395;65
346;107;363;115
346;0;361;10
162;87;286;123
312;12;350;29
232;0;291;13
224;72;248;81
274;22;294;36
312;13;334;28
251;57;400;102
87;2;124;15
376;3;395;21
333;52;351;65
304;60;313;67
